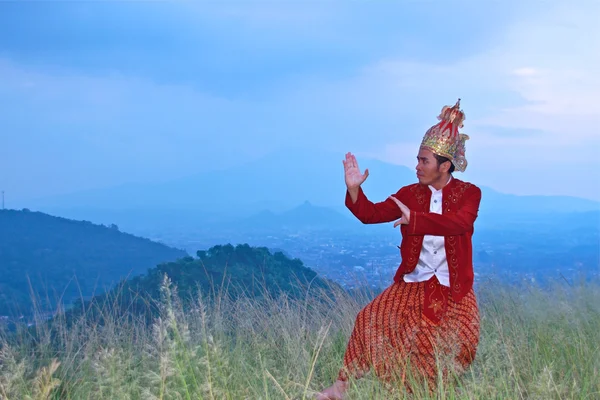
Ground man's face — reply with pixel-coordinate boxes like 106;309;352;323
415;148;447;186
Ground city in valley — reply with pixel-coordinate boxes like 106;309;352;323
142;220;599;292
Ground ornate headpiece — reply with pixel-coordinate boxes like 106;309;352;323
419;99;469;172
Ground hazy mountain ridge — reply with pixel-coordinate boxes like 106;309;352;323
19;149;599;232
236;200;358;231
0;209;188;316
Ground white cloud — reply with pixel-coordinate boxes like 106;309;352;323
472;2;599;133
347;1;599;141
512;67;538;77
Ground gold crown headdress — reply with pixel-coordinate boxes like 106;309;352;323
420;99;469;172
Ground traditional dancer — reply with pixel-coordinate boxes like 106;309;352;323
317;99;482;399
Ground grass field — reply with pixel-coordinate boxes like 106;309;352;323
1;274;598;399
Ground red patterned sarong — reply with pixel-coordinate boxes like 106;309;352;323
338;278;480;391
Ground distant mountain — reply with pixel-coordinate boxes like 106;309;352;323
23;148;414;214
478;188;600;216
236;200;358;231
0;209;187;316
22;148;599;231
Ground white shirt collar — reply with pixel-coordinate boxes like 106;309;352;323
428;174;452;193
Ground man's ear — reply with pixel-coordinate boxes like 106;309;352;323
444;161;452;173
439;160;451;173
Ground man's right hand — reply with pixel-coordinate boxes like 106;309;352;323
343;153;369;202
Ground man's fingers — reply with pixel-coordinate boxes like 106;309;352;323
388;196;409;213
344;153;351;166
393;218;405;228
388;196;402;206
395;215;411;225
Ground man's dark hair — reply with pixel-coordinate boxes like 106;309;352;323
434;154;455;173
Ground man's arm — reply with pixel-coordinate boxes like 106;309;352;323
406;186;481;236
346;186;407;224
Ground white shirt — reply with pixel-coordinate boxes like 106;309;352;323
403;176;452;287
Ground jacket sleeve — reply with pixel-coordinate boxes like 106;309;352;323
406;185;481;236
345;186;407;224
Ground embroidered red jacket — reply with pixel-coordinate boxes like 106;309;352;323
345;178;482;303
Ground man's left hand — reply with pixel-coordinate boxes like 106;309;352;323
388;196;411;227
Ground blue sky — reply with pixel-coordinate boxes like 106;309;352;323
1;1;599;202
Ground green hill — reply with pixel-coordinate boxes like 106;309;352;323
68;243;340;323
0;209;187;316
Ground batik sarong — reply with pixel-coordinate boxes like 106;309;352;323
338;277;480;391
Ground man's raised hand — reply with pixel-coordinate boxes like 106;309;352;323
388;195;411;226
343;152;369;190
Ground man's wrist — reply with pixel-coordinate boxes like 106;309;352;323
347;186;360;204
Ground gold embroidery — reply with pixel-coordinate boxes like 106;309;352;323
409;184;428;205
408;237;422;268
428;298;444;314
454;283;462;293
447;236;459;294
443;180;470;294
402;185;427;270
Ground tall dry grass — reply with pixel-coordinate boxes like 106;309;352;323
0;274;598;399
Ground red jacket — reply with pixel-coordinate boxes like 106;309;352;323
345;178;482;303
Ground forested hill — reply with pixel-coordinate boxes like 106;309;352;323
67;243;340;322
0;209;187;316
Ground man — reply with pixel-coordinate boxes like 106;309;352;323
316;99;482;399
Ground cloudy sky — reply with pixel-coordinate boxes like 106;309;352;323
1;0;599;203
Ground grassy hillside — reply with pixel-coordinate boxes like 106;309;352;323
0;209;187;316
0;273;597;399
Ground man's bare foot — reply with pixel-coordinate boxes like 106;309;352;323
314;380;348;400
